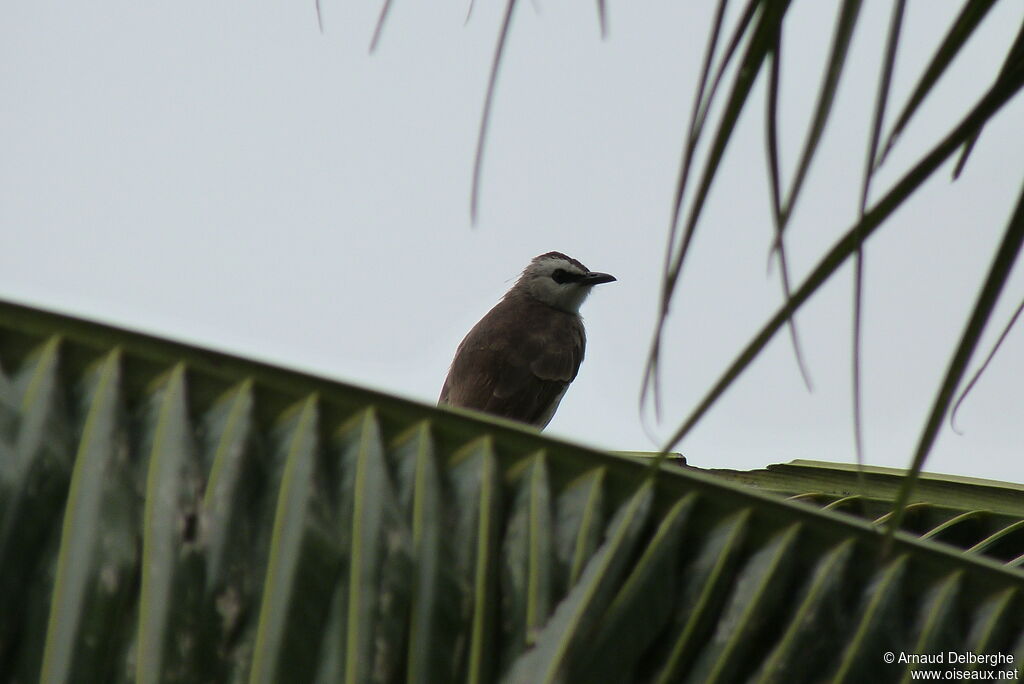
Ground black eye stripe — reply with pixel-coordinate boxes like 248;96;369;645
551;268;582;284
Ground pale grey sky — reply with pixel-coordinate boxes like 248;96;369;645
1;2;1022;483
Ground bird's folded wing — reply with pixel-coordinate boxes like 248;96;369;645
439;300;585;426
489;329;581;424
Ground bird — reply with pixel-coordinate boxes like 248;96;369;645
439;251;616;428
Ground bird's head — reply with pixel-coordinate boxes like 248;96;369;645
513;251;616;313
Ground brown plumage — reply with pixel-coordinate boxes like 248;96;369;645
439;252;615;428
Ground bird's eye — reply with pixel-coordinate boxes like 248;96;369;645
551;268;574;284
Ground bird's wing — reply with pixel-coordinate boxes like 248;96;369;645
487;336;572;424
440;300;585;427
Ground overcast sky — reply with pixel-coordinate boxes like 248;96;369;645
2;2;1022;484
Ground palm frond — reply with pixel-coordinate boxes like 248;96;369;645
880;0;1000;163
887;180;1024;541
646;0;785;417
470;0;519;225
659;64;1024;452
951;294;1024;433
370;0;395;53
3;300;1023;681
852;0;906;465
764;16;814;391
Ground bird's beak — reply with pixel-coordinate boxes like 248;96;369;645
581;271;616;286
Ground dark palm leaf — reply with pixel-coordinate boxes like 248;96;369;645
1;300;1022;682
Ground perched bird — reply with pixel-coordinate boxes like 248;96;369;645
439;251;616;428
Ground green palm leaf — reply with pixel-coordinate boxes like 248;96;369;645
1;300;1022;682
